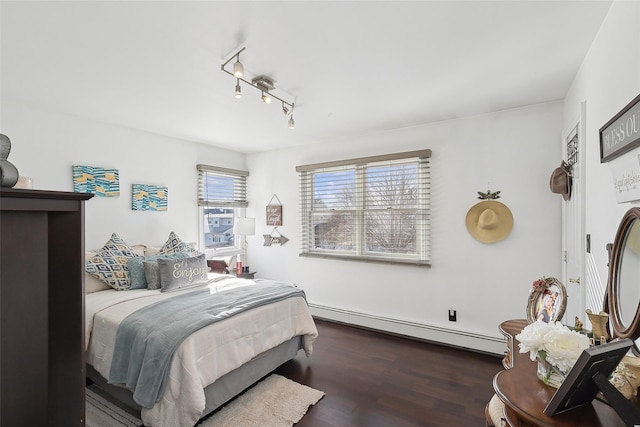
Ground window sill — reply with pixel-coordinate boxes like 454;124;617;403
299;252;430;267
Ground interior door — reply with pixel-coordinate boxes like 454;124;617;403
562;102;587;324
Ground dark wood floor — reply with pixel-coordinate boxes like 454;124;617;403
274;319;503;427
94;318;503;426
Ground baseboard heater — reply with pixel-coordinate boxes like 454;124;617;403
308;303;505;356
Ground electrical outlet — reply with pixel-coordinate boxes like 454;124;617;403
449;309;457;322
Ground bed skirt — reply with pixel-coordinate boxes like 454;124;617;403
86;335;304;424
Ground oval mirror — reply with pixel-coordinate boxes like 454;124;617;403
607;208;640;354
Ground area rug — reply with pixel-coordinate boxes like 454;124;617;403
199;374;325;427
86;386;142;427
86;375;324;427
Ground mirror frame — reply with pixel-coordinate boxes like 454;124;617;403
607;207;640;354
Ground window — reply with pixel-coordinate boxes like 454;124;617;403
297;150;431;265
197;164;248;253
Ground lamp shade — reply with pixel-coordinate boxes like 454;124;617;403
233;217;255;236
233;60;244;78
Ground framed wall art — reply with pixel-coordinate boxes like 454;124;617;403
131;183;168;211
72;165;120;197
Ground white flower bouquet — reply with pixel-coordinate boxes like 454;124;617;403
516;321;590;385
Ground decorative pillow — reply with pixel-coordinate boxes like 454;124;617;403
127;252;191;289
85;233;141;290
207;258;230;274
131;244;147;257
158;231;200;257
85;251;111;293
144;246;161;257
127;256;152;290
143;261;162;290
157;253;209;293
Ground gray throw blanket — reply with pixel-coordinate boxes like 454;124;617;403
108;281;306;408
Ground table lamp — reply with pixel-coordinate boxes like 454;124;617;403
233;217;255;271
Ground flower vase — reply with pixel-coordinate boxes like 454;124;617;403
536;356;566;388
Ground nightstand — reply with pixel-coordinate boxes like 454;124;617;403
233;271;256;279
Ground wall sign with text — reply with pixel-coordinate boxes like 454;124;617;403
600;93;640;163
610;155;640;203
263;228;289;246
265;194;283;226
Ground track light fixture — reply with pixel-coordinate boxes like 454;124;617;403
233;53;244;78
282;103;292;118
235;79;242;99
283;102;294;129
221;47;295;128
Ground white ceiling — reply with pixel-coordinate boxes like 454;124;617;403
1;1;613;153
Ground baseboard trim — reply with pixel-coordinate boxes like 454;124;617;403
308;303;505;355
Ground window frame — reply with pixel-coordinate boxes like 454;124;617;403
196;164;249;257
297;150;431;265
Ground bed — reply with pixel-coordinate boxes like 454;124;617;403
85;271;318;427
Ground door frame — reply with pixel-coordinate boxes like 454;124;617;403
561;101;587;323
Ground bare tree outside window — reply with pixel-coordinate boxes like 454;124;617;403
365;163;417;254
298;150;430;265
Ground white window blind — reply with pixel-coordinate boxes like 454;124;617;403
297;150;431;265
197;164;248;208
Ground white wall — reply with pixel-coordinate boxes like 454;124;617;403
2;99;246;250
13;4;640;353
246;102;564;353
2;60;566;356
563;1;640;294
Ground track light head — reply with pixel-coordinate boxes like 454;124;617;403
288;116;295;129
261;92;271;104
233;57;244;78
282;103;292;118
235;81;242;99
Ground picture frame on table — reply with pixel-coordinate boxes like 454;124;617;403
526;277;567;323
544;339;637;423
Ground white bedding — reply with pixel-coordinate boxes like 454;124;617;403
85;274;318;427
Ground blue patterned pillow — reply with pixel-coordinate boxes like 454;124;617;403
86;233;141;291
158;231;200;256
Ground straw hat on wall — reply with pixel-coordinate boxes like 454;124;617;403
465;200;514;243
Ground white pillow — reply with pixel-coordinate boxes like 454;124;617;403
144;246;161;257
131;244;147;257
84;251;110;293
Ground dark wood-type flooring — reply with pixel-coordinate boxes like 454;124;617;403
96;318;504;426
273;319;503;427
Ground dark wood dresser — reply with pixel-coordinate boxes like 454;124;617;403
0;188;93;427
